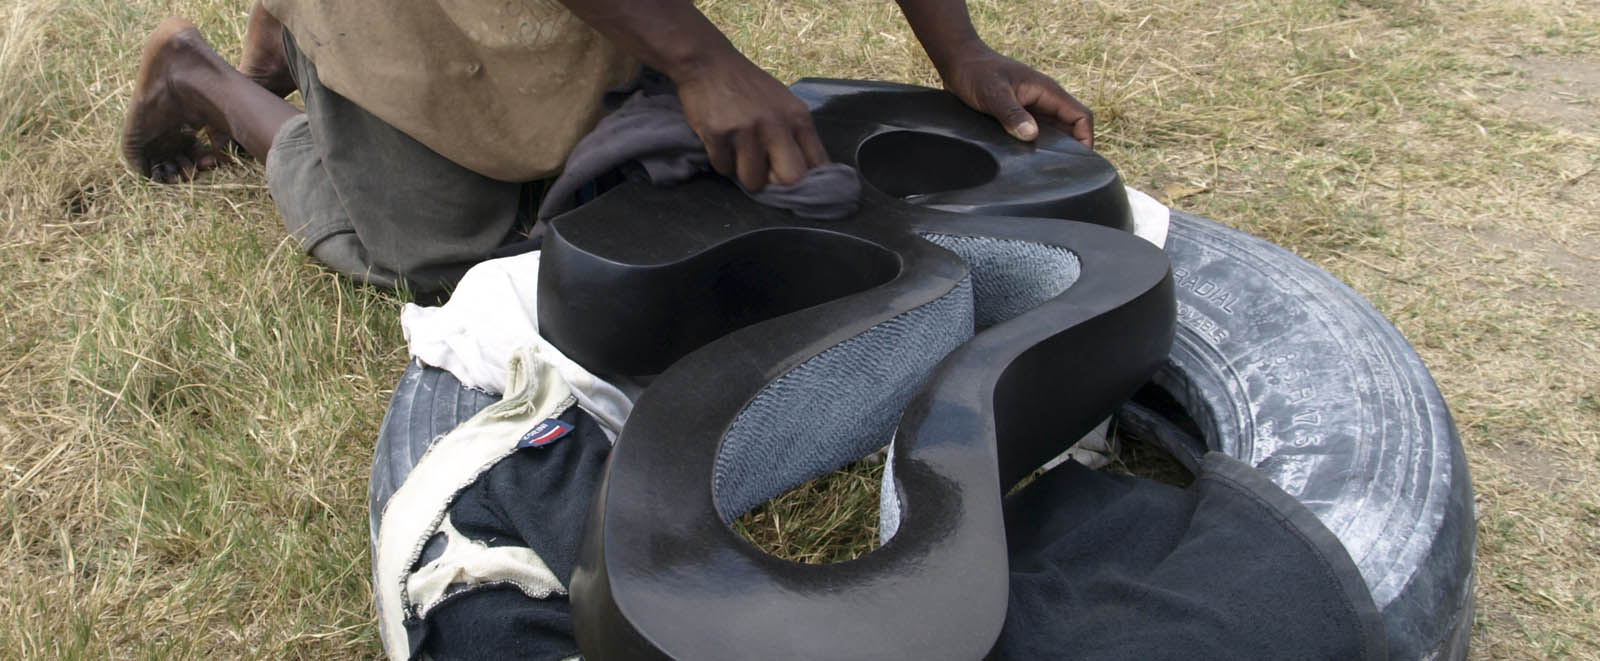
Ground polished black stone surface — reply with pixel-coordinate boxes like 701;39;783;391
792;78;1133;232
540;170;1172;658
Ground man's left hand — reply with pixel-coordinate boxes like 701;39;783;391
936;46;1094;148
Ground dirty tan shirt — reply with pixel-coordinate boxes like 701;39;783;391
262;0;638;182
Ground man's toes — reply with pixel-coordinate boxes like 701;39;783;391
174;154;196;179
185;140;219;172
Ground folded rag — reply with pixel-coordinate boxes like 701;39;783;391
538;71;861;221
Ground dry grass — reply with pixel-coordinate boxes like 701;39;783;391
1;0;1596;657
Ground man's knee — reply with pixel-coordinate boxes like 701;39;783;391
266;114;352;255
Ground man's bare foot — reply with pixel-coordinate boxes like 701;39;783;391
121;19;227;183
239;2;294;98
122;16;300;178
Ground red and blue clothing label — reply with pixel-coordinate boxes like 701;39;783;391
516;418;573;449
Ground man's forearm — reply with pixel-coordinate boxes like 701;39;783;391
557;1;742;82
894;0;987;71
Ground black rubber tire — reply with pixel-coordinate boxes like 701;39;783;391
1114;211;1475;661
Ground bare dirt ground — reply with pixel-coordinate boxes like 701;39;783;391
1503;56;1600;133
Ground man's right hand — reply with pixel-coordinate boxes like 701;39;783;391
674;53;830;192
556;1;830;192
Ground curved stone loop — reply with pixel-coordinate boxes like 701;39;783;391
540;180;1174;659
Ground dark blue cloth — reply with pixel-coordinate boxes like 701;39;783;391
995;453;1386;660
403;406;611;661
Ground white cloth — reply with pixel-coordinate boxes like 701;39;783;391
407;516;565;620
401;251;633;439
375;348;575;661
1126;186;1171;249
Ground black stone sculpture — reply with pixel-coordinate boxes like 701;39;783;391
539;118;1173;655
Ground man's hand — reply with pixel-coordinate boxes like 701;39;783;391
675;53;829;192
556;1;829;191
893;0;1094;148
937;45;1094;148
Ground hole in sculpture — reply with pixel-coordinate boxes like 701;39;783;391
732;453;885;564
856;130;999;200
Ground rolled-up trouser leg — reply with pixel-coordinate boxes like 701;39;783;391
265;30;521;295
265;115;402;289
